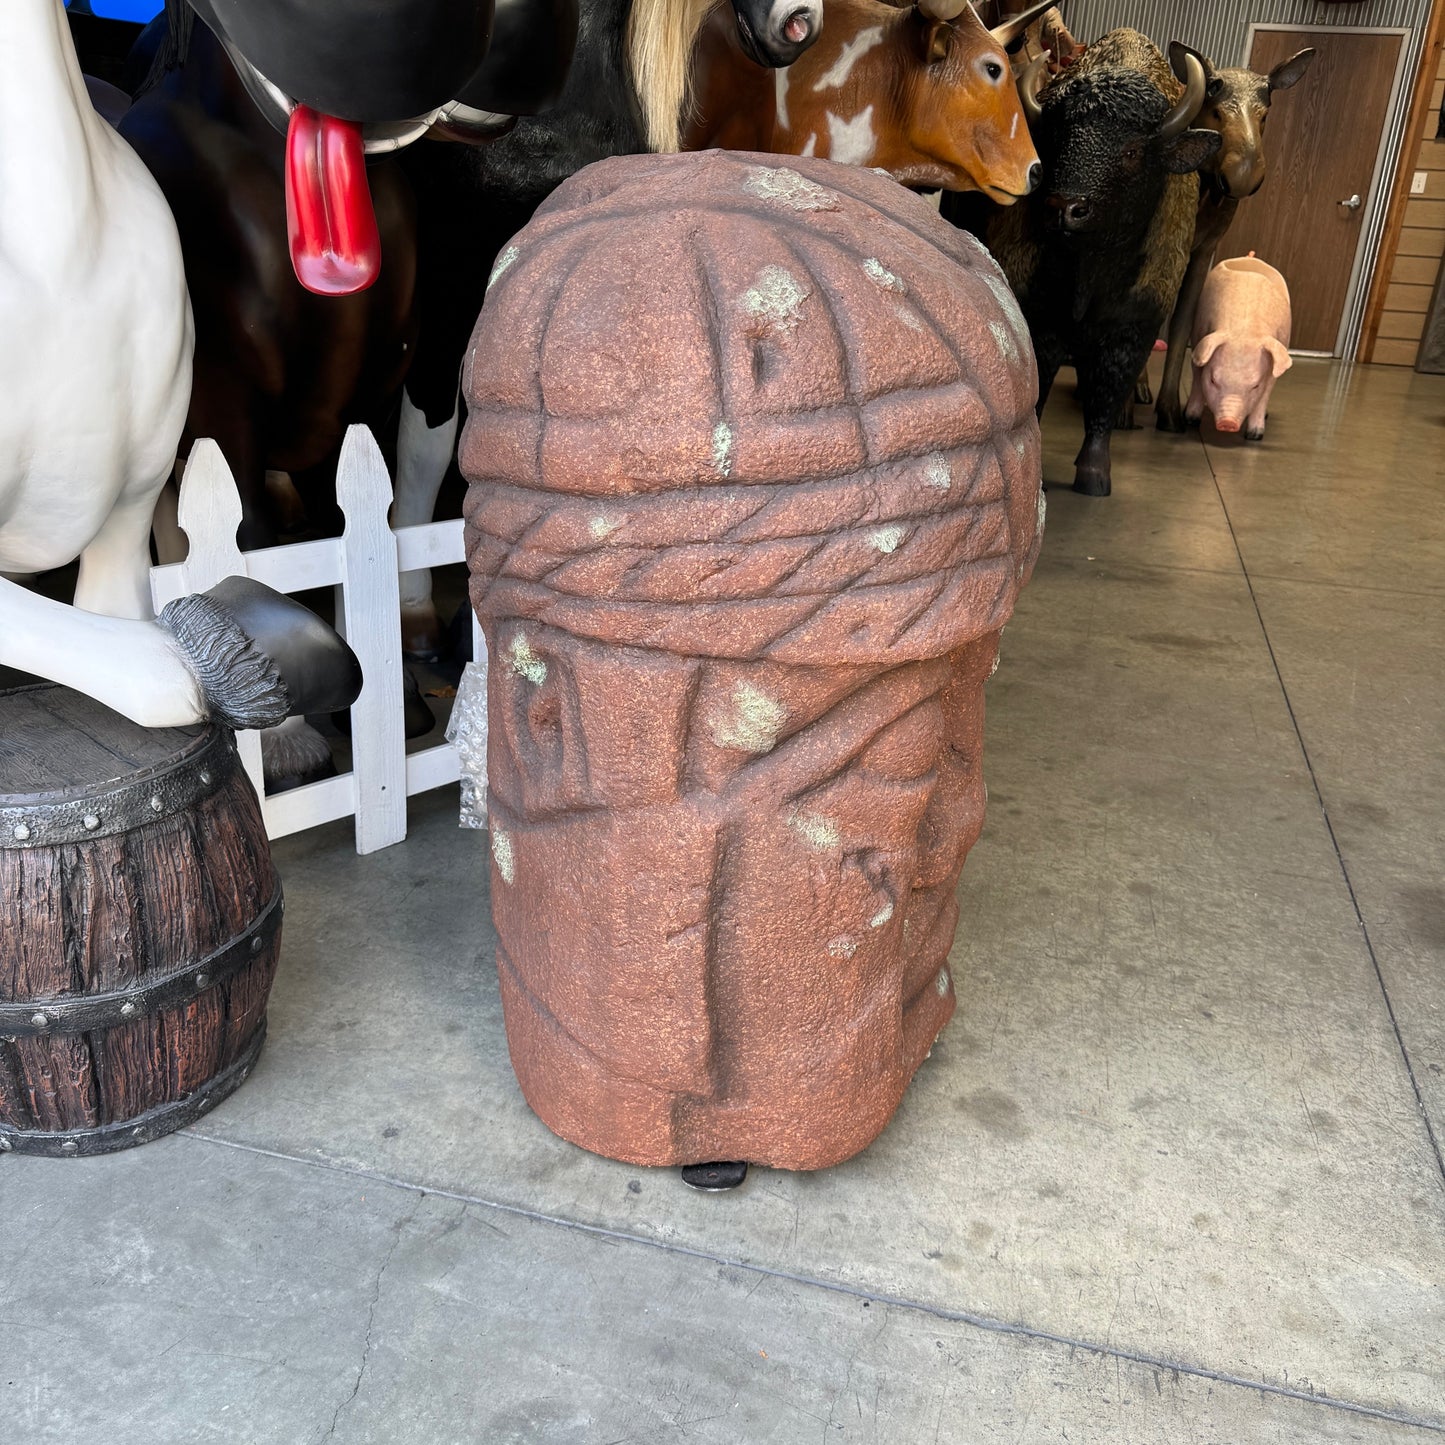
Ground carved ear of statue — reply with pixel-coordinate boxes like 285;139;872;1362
1263;337;1294;377
1268;49;1316;93
1160;127;1222;176
1193;332;1225;367
1168;40;1215;92
916;0;965;61
914;11;958;64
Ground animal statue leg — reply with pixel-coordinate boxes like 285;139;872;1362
1244;403;1268;442
151;473;187;567
0;577;205;727
1157;246;1215;433
1032;337;1067;416
188;355;274;551
74;479;167;620
1183;367;1206;427
1074;332;1152;497
393;388;460;658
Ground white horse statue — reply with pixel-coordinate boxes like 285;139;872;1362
1;0;356;731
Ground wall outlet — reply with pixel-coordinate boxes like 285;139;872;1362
1412;170;1429;195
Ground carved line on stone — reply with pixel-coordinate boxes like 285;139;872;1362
493;940;700;1098
474;495;1015;591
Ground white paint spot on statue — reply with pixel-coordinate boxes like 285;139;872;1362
712;422;733;478
989;319;1019;363
775;67;792;131
982;272;1029;347
871;524;907;554
870;900;894;928
790;811;841;851
742;166;838;212
801;133;817;157
897;306;923;331
508;634;547;685
742;265;809;332
488;245;520;291
936;968;950;997
812;26;884;91
862;257;904;293
492;828;515;884
589;513;622;541
1011;112;1019;141
989;651;1001;678
924;453;952;491
1036;487;1047;537
826;106;877;166
828;936;859;959
711;680;786;754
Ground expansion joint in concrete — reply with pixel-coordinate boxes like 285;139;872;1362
1201;442;1445;1197
185;1130;1445;1437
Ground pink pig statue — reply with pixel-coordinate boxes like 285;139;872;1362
1186;255;1293;440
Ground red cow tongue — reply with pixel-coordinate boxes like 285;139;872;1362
285;106;381;296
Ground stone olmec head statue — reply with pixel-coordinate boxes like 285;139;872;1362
462;151;1043;1170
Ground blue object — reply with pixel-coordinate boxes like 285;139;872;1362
67;0;164;21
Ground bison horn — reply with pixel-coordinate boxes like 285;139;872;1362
989;0;1061;52
918;0;970;22
1018;54;1046;127
1159;50;1206;140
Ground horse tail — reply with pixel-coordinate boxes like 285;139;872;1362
135;0;194;98
627;0;719;153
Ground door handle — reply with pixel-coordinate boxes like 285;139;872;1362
1339;194;1362;211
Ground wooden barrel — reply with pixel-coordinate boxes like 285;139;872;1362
0;683;281;1157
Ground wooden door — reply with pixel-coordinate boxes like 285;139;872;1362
1221;28;1402;353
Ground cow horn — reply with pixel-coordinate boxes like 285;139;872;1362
1159;51;1206;140
990;0;1061;52
917;0;969;22
1018;54;1046;126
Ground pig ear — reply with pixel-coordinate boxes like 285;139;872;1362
1193;332;1225;366
1264;337;1293;378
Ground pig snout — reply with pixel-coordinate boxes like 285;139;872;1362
1210;393;1249;432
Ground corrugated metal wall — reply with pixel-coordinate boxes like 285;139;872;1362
1059;1;1434;357
1062;0;1429;64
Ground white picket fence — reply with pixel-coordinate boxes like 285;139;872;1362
150;425;483;855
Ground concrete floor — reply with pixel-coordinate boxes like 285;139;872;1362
4;359;1444;1443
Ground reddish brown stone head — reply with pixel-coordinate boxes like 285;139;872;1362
462;152;1042;1170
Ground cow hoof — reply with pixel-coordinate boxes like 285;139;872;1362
159;576;362;731
1245;428;1265;442
401;604;445;662
1072;467;1111;498
261;717;337;792
332;667;436;741
1185;414;1203;430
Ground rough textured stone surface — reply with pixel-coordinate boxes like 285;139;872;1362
461;151;1042;1170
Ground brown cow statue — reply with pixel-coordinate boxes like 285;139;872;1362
685;0;1057;201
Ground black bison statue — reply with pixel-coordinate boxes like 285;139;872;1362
965;29;1221;496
